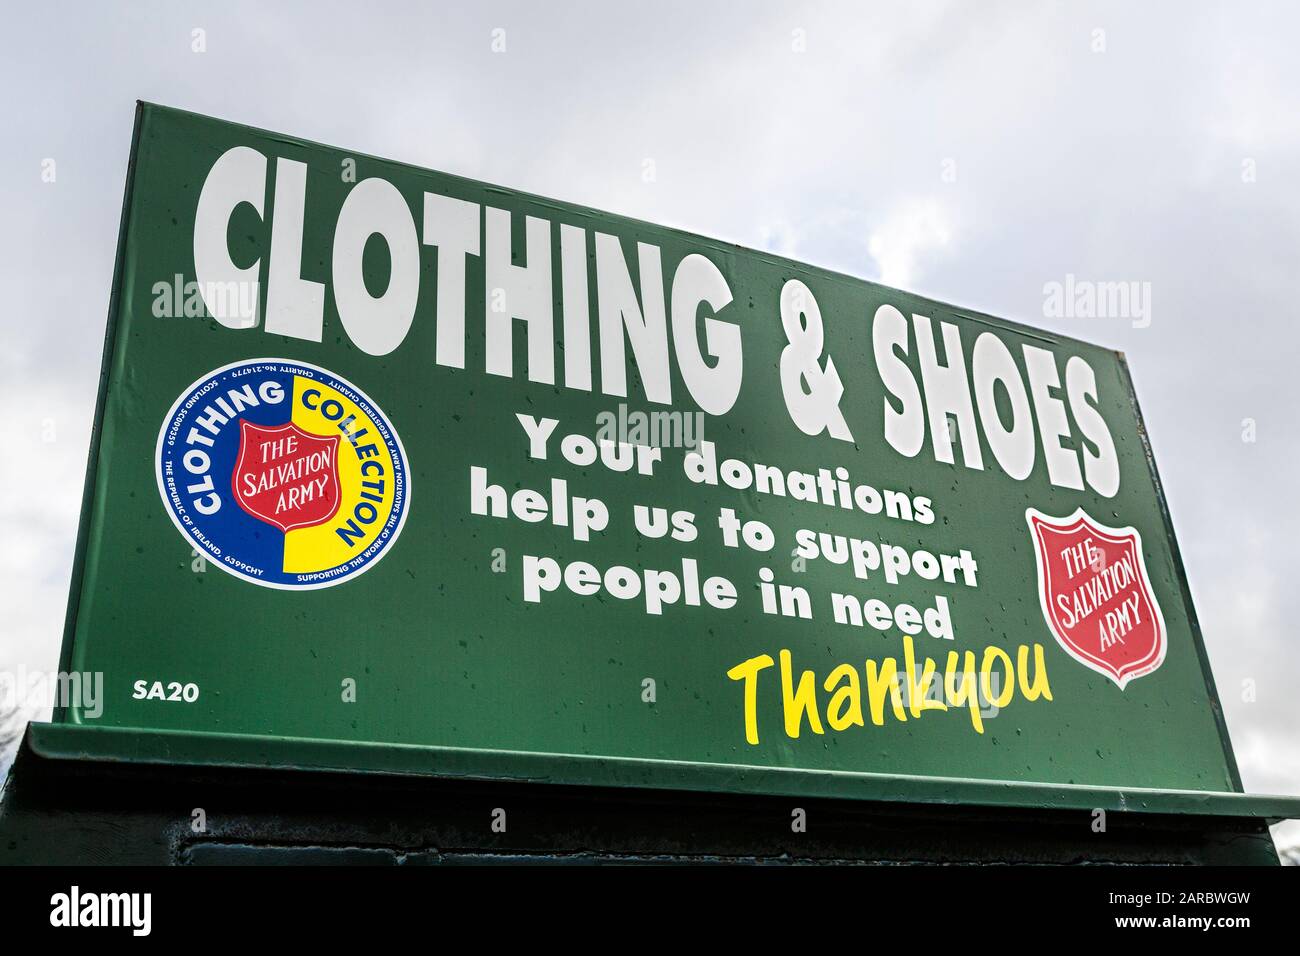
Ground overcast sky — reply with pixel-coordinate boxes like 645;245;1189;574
2;1;1297;847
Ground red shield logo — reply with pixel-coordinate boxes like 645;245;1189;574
1025;507;1166;689
232;420;341;533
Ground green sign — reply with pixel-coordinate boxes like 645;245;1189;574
56;102;1245;805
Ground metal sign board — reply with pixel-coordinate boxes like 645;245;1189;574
54;102;1246;807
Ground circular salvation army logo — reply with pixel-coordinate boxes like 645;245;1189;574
156;359;410;589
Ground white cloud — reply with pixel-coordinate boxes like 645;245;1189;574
866;198;955;289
